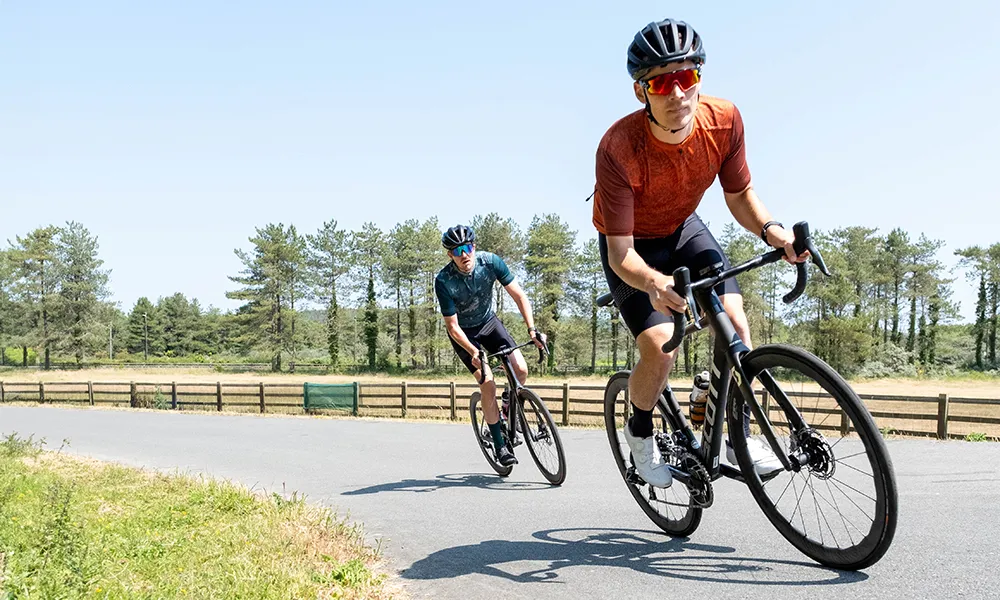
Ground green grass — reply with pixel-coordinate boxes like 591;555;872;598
965;432;989;442
0;434;395;599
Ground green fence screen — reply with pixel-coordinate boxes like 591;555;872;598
303;382;358;414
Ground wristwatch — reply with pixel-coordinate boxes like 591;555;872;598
760;221;784;245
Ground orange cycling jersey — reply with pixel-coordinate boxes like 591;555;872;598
593;95;751;239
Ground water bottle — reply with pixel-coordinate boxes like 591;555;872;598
501;389;511;422
689;371;710;428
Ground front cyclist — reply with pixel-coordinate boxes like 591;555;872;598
594;18;807;487
435;225;547;467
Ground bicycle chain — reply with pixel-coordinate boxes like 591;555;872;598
627;442;714;510
674;450;714;509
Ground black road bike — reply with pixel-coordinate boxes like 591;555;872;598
598;222;897;570
470;338;567;485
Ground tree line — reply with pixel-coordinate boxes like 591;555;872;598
1;217;997;377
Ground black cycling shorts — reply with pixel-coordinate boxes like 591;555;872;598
450;315;517;374
599;213;741;338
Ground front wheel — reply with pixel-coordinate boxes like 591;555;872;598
727;344;898;570
517;388;566;485
470;392;512;477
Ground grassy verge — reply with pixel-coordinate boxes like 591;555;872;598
0;434;397;599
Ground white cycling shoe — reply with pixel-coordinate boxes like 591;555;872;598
623;423;673;488
728;438;784;477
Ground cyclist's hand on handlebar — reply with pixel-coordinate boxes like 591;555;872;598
646;274;687;315
530;329;548;351
768;225;810;264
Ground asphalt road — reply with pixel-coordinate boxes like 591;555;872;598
2;405;998;599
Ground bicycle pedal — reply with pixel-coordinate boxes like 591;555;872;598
625;466;646;485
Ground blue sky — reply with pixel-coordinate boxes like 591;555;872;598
2;1;997;322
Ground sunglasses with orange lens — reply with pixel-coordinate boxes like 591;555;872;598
642;67;701;95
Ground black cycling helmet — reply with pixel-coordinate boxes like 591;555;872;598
627;18;705;81
441;224;476;250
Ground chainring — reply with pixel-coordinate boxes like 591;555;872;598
675;451;714;508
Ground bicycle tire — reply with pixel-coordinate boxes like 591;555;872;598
727;344;897;570
469;392;513;477
603;371;702;537
517;388;567;485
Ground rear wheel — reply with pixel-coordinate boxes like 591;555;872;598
603;371;702;537
517;388;566;485
470;392;512;477
727;344;897;570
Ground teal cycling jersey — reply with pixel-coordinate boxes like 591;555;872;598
435;251;515;329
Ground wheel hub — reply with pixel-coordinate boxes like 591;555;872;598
794;428;836;480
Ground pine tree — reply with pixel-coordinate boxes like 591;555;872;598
525;214;577;369
55;222;110;364
227;224;306;371
350;223;386;370
10;227;62;369
306;220;350;367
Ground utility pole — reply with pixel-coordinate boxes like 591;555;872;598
109;323;113;359
143;312;148;362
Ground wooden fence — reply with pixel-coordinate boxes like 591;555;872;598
1;380;997;441
0;361;596;375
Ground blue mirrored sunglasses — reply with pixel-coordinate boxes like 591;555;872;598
452;243;474;256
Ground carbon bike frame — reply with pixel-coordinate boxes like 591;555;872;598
654;285;806;484
478;340;545;445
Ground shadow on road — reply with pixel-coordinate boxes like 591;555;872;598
342;472;554;495
402;527;869;586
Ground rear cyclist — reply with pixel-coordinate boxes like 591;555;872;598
435;225;547;466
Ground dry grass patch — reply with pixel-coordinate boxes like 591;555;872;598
0;434;401;599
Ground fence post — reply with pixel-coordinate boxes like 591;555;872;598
840;409;850;437
259;382;266;414
937;393;950;440
449;382;457;420
216;381;223;412
761;389;770;415
562;382;570;426
401;381;408;418
1;381;5;403
88;382;94;406
171;381;178;410
39;382;45;404
130;381;137;408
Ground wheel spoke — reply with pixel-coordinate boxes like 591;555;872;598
828;478;876;523
829;475;878;504
810;479;869;540
825;478;856;546
811;479;841;548
789;472;811;536
805;473;825;546
772;472;796;505
833;449;867;461
836;460;874;478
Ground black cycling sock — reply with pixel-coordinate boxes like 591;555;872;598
629;405;654;438
488;422;506;452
